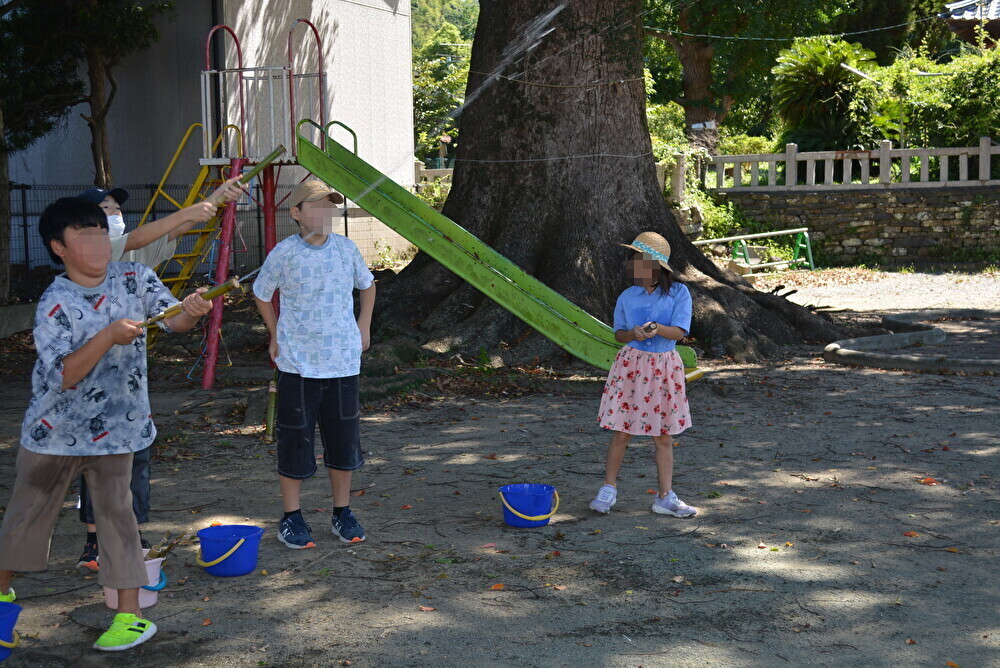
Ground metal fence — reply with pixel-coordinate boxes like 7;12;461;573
5;182;319;302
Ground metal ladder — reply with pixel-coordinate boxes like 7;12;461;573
137;123;244;300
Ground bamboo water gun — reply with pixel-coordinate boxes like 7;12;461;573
141;277;242;327
207;144;287;205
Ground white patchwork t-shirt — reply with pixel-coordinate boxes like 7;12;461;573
252;233;374;379
21;263;178;456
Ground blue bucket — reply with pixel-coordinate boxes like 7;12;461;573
0;601;21;661
498;484;559;528
196;525;264;577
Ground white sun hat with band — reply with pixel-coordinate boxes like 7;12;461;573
622;231;673;273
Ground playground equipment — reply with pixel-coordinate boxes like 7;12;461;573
295;121;702;380
142;18;700;388
137;20;329;389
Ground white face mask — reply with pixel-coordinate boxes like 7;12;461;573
106;214;126;238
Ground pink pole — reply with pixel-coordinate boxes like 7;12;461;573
202;157;247;390
261;165;279;364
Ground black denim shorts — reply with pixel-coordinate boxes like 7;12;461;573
276;371;364;479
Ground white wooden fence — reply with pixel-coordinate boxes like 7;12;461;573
704;137;1000;192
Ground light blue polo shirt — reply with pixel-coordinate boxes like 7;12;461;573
612;283;692;353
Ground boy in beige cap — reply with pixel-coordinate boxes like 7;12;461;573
253;179;375;549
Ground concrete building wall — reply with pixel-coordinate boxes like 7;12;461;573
8;0;415;264
8;0;213;186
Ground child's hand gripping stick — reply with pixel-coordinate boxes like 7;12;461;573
142;277;241;327
207;145;287;206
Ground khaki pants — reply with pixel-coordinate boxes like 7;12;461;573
0;448;147;589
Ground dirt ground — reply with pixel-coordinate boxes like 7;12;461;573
0;268;997;667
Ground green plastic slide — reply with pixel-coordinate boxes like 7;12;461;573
296;120;701;380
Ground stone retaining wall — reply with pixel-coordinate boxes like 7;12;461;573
719;186;999;264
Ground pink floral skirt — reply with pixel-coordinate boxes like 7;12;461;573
598;346;691;437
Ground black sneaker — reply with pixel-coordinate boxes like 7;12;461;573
277;513;316;550
77;541;100;573
331;508;366;544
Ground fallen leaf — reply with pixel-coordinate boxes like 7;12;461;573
418;605;436;612
202;618;212;626
757;542;768;549
800;509;813;513
902;531;920;537
905;638;916;645
785;541;794;547
550;551;561;557
314;507;327;513
671;575;685;583
553;585;566;591
202;596;210;602
478;543;497;549
850;561;860;565
209;521;222;527
945;547;959;553
646;489;657;494
484;453;498;460
400;505;413;510
490;583;505;590
350;489;365;497
946;662;960;667
635;526;649;530
919;477;940;486
260;569;269;575
704;543;717;548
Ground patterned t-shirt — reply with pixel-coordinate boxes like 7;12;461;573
21;262;179;456
252;233;374;379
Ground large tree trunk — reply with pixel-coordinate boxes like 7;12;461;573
81;45;115;187
377;0;841;363
0;104;10;304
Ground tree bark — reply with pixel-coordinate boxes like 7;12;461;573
81;45;115;187
377;0;841;364
0;103;10;304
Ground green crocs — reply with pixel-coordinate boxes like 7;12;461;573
0;588;14;604
93;613;156;652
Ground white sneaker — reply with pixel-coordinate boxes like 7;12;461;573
651;490;697;517
589;484;617;513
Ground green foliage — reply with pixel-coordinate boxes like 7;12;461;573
412;0;478;52
848;45;1000;150
412;12;476;161
772;37;875;128
716;132;774;157
414;177;452;211
0;4;83;152
413;54;468;160
647;101;687;162
771;37;876;150
643;0;849;132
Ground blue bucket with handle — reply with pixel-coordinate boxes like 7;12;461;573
498;484;559;528
196;525;265;576
0;601;21;661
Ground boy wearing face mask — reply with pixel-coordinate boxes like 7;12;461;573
253;179;375;551
70;179;242;573
76;178;242;269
